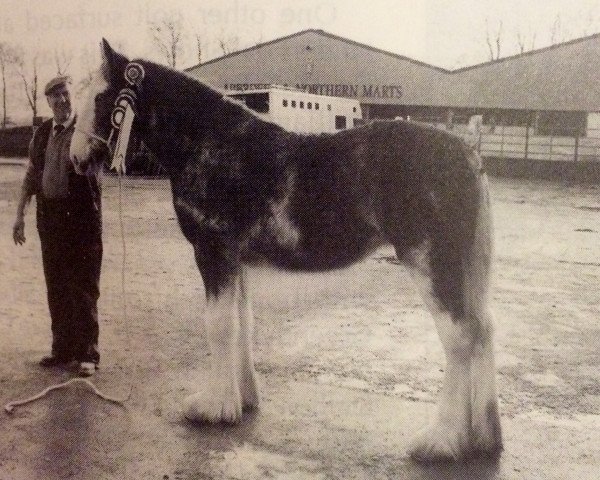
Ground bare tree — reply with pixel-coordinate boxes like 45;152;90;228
149;14;184;68
53;48;73;75
217;34;240;56
485;19;503;60
15;50;40;125
481;12;598;64
550;14;562;44
516;28;536;54
581;11;598;37
0;42;18;128
76;53;97;96
516;31;526;54
194;33;202;65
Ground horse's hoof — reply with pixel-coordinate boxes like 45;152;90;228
408;423;471;462
472;433;503;458
183;391;242;424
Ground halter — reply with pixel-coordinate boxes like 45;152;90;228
75;62;145;174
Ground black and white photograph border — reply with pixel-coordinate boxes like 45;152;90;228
0;1;599;479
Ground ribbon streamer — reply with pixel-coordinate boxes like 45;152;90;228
110;103;135;174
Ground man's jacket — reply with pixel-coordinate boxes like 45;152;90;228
23;118;102;240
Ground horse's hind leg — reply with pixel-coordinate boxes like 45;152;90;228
400;194;501;461
402;243;473;460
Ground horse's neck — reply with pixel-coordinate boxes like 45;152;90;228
141;89;249;167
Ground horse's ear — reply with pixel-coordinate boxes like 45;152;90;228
100;39;114;72
99;39;129;82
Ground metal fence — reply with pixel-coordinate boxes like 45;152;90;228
432;123;600;163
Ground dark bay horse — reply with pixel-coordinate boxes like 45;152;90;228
70;40;502;462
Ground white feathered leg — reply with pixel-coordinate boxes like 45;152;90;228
405;174;502;461
184;279;243;423
407;266;474;461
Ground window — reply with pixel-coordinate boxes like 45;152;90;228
283;99;288;107
300;101;304;109
291;100;296;108
335;115;347;130
352;107;357;113
307;102;312;110
315;103;320;110
228;92;269;113
327;105;332;111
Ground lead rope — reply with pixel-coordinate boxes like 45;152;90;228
4;149;133;415
4;63;145;414
116;160;133;402
4;153;133;415
4;173;131;413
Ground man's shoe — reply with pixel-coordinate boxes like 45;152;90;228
78;362;97;377
39;354;72;367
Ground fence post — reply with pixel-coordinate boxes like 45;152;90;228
500;124;505;158
574;131;579;162
524;115;530;161
549;129;553;161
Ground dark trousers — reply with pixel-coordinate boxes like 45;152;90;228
37;195;102;363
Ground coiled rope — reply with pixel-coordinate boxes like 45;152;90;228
5;169;132;414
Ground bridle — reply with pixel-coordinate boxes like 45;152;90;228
75;61;145;173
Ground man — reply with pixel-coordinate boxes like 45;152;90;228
12;75;103;377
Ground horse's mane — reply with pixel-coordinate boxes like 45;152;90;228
130;58;267;139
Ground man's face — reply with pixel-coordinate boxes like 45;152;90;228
47;84;72;122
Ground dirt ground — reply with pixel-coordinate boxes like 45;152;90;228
0;160;599;480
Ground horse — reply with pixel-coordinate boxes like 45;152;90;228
70;39;502;462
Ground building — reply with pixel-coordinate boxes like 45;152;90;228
186;29;451;123
226;86;363;133
186;29;600;167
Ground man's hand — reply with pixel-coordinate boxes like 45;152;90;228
13;217;26;245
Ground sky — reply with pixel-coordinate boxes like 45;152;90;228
2;0;600;119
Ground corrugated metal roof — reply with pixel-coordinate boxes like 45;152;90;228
185;29;453;106
450;33;600;111
185;29;600;112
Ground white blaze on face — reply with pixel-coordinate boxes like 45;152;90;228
70;70;109;166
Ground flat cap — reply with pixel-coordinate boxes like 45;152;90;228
44;75;72;96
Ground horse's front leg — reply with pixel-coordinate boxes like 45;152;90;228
184;242;252;423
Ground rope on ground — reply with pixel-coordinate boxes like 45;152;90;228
4;169;133;415
4;377;127;414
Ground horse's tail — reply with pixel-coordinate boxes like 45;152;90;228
426;141;491;320
461;158;493;324
460;156;503;453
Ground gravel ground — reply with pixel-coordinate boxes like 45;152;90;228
0;161;599;479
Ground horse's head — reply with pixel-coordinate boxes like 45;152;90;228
70;39;133;174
